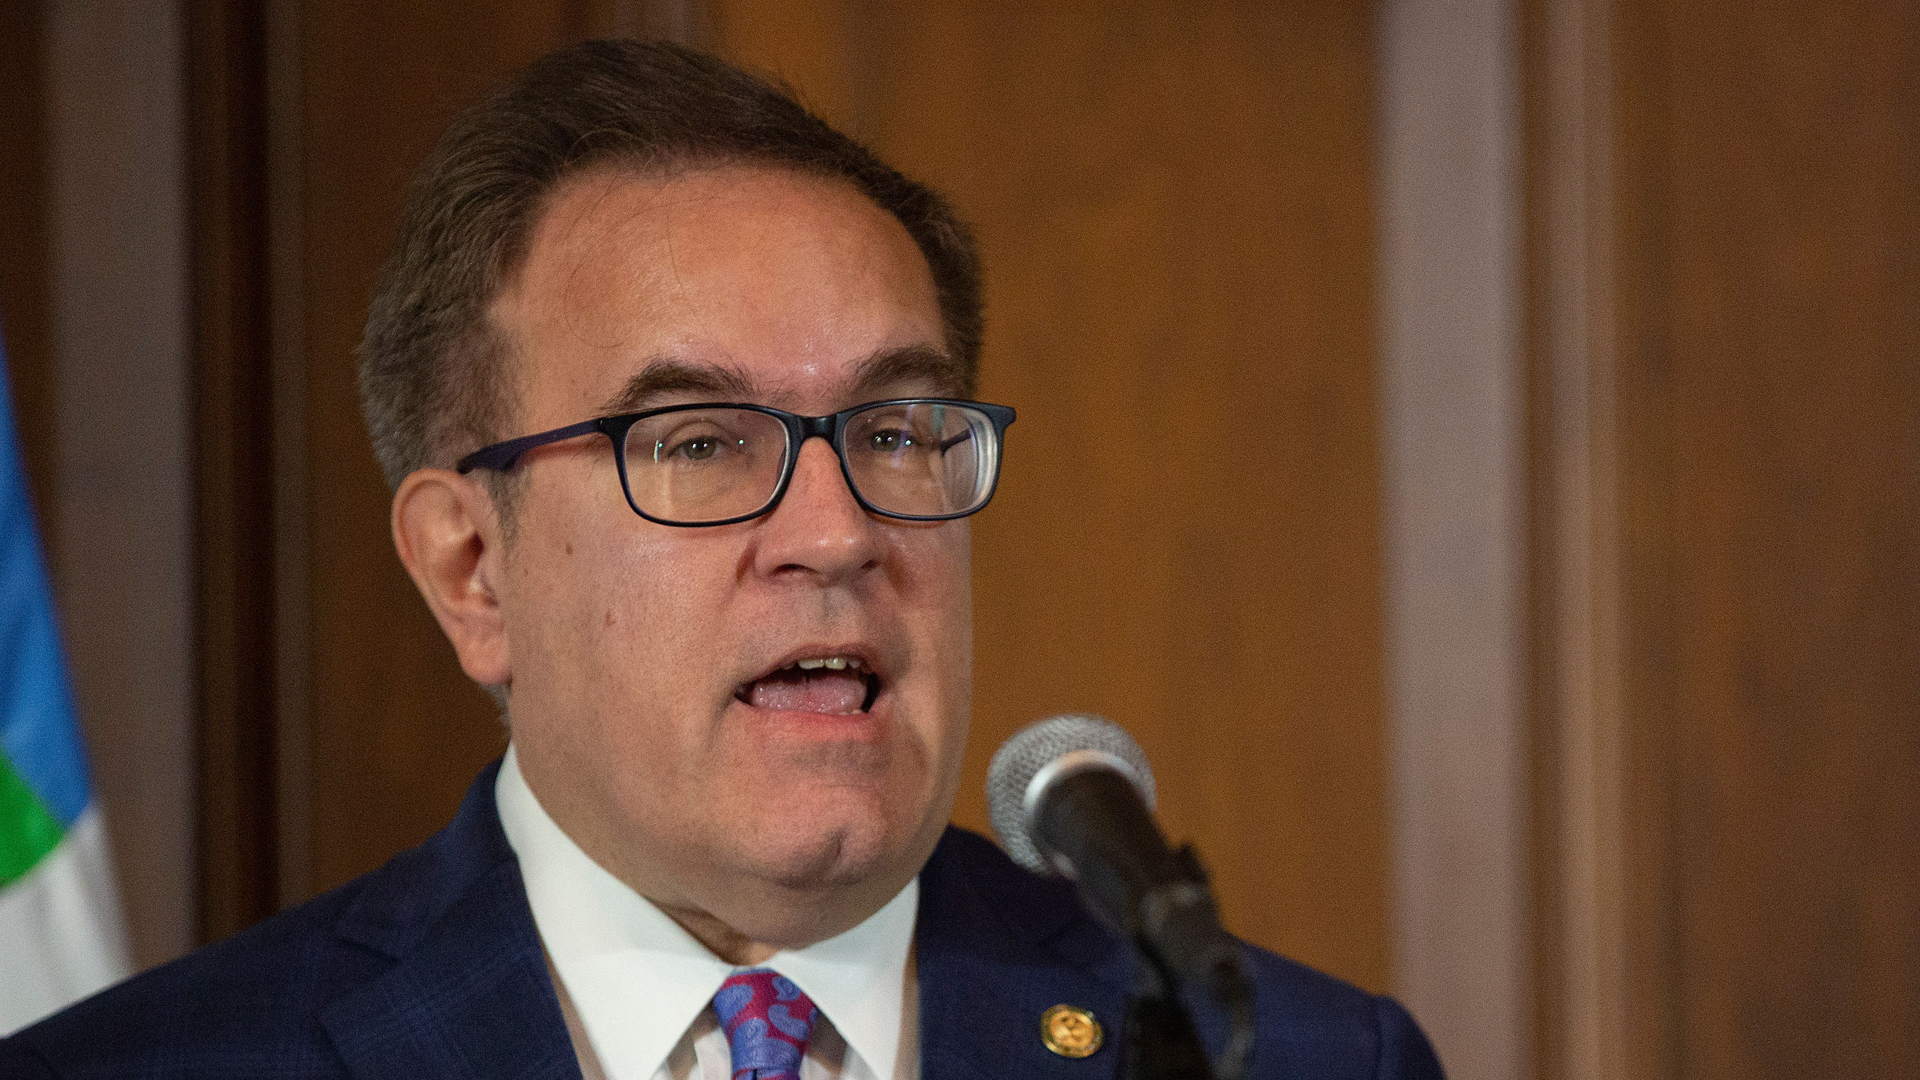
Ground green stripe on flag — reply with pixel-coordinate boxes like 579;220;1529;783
0;751;65;887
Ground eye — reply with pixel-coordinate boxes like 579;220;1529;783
867;428;915;453
653;425;743;464
676;435;724;460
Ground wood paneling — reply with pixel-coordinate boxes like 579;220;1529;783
716;2;1389;989
1520;0;1576;1073
1529;0;1920;1074
190;0;282;943
1649;0;1920;1071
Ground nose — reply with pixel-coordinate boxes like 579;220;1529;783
751;435;883;581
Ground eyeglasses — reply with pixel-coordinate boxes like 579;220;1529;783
455;398;1016;527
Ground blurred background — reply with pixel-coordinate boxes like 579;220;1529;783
0;0;1914;1077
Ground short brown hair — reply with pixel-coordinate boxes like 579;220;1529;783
358;39;983;491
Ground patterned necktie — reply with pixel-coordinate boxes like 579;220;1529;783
714;968;819;1080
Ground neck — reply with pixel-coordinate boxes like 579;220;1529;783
658;901;782;966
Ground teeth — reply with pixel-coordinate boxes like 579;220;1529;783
795;656;859;671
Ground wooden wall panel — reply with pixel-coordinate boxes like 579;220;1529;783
716;2;1388;990
1649;0;1920;1072
1530;0;1920;1074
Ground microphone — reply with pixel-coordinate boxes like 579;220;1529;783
988;714;1253;1076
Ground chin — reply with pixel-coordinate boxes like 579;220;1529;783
736;792;920;892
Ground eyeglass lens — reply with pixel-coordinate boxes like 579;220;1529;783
621;402;1000;524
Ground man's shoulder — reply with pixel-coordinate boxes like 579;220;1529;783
2;761;544;1079
921;826;1443;1079
922;823;1385;1008
2;876;383;1077
1233;942;1444;1078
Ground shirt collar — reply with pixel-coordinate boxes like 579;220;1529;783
496;745;918;1080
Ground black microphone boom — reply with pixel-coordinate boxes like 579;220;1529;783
988;715;1255;1080
1032;764;1247;1005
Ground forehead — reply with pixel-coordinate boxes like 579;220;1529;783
492;164;949;421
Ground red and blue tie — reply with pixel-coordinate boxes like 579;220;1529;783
713;968;819;1080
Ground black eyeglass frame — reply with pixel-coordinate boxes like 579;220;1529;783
454;397;1017;527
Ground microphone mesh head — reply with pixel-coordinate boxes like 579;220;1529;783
986;713;1157;874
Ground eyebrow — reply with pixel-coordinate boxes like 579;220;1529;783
597;343;968;416
598;360;755;414
846;344;970;400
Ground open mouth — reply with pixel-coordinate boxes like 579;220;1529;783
735;655;881;716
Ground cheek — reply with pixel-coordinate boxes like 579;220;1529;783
893;518;970;597
508;512;750;818
506;479;734;707
896;524;974;726
925;525;974;643
573;529;741;696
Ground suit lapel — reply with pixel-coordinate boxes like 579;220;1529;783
318;761;580;1080
311;777;1135;1080
916;829;1132;1080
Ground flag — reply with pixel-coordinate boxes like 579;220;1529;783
0;340;131;1034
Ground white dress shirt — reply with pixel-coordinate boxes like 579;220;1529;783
495;746;921;1080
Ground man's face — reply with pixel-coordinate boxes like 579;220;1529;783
485;165;972;943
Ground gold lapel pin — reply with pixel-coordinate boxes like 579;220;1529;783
1039;1004;1104;1058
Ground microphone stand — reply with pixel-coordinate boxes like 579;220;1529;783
1112;845;1254;1080
1117;947;1215;1080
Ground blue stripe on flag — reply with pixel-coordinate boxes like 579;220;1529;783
0;334;91;827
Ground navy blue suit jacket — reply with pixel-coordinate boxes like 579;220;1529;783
2;761;1443;1078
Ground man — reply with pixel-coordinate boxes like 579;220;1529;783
2;40;1442;1079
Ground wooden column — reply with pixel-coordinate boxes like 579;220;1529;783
189;0;281;942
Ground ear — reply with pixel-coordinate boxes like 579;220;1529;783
392;468;512;687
